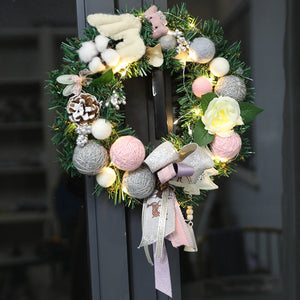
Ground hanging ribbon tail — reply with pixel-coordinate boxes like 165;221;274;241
184;223;198;252
169;199;194;248
153;242;172;298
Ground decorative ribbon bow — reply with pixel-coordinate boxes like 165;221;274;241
56;69;92;96
140;141;218;297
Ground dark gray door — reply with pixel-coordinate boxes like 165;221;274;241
76;1;181;299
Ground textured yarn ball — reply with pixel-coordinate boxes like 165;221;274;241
91;118;112;140
209;57;230;77
214;75;247;102
96;167;116;187
122;165;156;199
110;136;145;171
101;49;120;67
211;132;242;161
189;37;215;63
192;77;212;98
88;57;105;73
77;41;98;63
159;35;177;50
73;141;108;175
95;35;109;52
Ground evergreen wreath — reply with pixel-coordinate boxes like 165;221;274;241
47;4;263;209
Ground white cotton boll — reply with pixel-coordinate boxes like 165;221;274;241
95;35;110;52
77;41;98;63
101;49;120;67
88;57;105;73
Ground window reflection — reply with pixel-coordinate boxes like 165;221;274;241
0;1;89;299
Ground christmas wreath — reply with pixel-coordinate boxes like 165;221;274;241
47;4;262;296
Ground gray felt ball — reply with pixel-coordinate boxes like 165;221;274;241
73;141;108;175
122;165;156;199
159;35;177;50
189;37;215;63
214;75;247;102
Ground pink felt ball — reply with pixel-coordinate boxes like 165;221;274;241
211;132;242;161
110;136;145;171
192;77;213;98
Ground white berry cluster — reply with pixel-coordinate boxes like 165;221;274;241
104;91;126;110
76;125;92;147
171;29;190;53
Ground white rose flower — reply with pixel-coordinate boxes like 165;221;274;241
201;96;244;137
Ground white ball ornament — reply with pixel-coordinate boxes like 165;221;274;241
95;35;110;52
101;49;120;67
88;57;105;73
91;118;112;140
189;37;215;63
77;41;98;63
159;35;177;50
209;57;230;77
96;167;116;187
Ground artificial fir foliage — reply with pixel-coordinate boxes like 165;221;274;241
47;4;262;208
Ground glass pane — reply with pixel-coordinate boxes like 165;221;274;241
166;0;284;298
0;1;90;299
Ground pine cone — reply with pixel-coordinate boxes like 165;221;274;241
67;93;101;125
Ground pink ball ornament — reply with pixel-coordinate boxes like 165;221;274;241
211;132;242;161
110;136;145;171
192;77;212;98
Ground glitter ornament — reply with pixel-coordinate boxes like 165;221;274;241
209;57;230;77
192;77;212;98
110;136;145;171
77;41;98;63
73;141;108;175
211;132;242;161
91;118;112;140
122;165;156;199
189;37;215;63
159;35;177;50
67;93;100;125
214;75;247;102
96;167;116;187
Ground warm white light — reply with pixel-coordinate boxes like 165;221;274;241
193;108;201;116
96;167;116;187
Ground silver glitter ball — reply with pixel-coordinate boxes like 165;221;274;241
158;35;177;50
73;141;108;175
214;75;247;102
122;165;156;199
189;37;215;63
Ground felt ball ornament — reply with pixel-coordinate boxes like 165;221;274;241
210;132;242;162
110;136;145;171
91;118;112;140
209;57;230;77
95;35;109;52
96;167;116;187
189;37;215;63
73;141;108;175
101;49;120;67
159;35;177;50
214;75;247;102
122;165;156;199
88;57;105;73
192;77;212;98
77;41;98;63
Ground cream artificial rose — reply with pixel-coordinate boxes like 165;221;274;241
201;96;243;137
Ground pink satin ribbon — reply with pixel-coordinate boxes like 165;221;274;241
153;242;172;298
169;200;194;248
